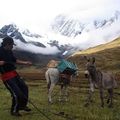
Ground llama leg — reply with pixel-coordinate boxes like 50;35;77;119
48;84;55;103
84;90;93;107
45;71;51;94
47;83;51;93
99;88;104;107
108;89;113;108
107;90;110;104
84;83;94;107
59;84;64;102
89;83;94;102
107;97;110;104
64;85;69;102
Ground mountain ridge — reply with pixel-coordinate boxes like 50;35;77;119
51;11;120;38
68;37;120;73
0;24;75;65
0;10;120;66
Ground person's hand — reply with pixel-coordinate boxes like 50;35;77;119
0;61;5;65
25;61;32;65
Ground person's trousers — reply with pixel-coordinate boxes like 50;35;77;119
4;75;28;113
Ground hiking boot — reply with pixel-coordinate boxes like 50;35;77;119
11;112;22;117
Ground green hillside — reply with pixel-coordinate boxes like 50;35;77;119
69;37;120;73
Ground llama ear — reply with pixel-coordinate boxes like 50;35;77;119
84;56;90;62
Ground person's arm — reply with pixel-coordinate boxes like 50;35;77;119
0;51;5;65
0;61;5;66
16;59;32;65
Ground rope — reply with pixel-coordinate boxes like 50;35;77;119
28;99;52;120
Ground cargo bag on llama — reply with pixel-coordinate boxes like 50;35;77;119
57;59;78;75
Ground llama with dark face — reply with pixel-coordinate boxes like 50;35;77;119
84;57;117;108
45;60;77;103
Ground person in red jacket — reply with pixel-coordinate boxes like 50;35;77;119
0;36;32;116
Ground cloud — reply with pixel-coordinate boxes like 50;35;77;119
0;0;119;34
73;19;120;49
46;0;120;50
0;0;120;54
13;40;60;55
0;38;60;55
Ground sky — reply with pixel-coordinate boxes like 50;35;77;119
0;0;119;34
0;0;120;54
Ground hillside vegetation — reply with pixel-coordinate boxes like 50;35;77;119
69;37;120;73
15;37;120;80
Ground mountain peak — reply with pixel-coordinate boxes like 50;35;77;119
51;10;120;38
22;29;42;38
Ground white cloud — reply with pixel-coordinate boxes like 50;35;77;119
0;0;119;34
14;40;60;55
73;19;120;49
0;37;60;55
0;0;120;53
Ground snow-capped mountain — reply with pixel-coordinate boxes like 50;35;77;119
51;11;120;37
0;9;120;65
0;24;75;65
50;10;120;49
0;24;43;44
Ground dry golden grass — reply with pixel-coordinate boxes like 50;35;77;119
73;37;120;55
68;37;120;80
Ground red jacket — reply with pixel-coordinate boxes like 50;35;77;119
1;71;17;82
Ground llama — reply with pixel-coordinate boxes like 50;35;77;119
84;57;117;108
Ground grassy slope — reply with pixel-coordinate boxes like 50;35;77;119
74;37;120;55
0;83;120;120
69;37;120;73
1;38;120;120
16;37;120;80
16;37;120;73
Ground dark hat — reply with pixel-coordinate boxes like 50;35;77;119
1;36;16;46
